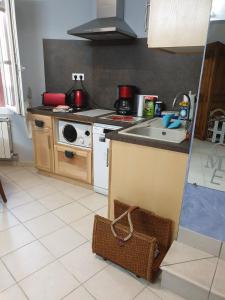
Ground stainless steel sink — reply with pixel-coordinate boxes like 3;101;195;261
119;118;187;143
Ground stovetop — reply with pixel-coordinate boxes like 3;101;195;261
100;114;144;124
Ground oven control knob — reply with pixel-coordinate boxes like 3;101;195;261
79;138;84;145
85;130;90;136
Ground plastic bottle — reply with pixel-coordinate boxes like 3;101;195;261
143;96;157;117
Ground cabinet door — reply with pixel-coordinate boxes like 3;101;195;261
31;114;54;172
147;0;212;49
54;144;92;184
32;127;53;172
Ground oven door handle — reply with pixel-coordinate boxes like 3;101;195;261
64;151;74;159
99;136;106;143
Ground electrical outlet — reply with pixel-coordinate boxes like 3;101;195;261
72;73;85;81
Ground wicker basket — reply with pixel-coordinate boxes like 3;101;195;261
92;200;172;282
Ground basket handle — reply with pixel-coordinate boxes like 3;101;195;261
111;206;139;242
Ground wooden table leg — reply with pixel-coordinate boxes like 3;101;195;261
0;180;7;203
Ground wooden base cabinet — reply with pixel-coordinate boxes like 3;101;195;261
31;114;54;172
109;141;188;240
54;144;92;184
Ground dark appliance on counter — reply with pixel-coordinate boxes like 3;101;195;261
66;79;88;111
67;89;86;110
42;93;67;106
114;85;136;115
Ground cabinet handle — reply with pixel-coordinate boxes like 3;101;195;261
106;148;109;167
48;136;51;149
64;151;74;159
35;120;44;128
144;0;151;32
99;136;106;143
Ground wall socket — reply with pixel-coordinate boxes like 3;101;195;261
72;73;84;81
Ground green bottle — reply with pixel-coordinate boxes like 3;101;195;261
144;96;157;117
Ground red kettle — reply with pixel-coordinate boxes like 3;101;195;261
67;88;86;110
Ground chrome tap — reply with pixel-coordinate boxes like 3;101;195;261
172;92;191;109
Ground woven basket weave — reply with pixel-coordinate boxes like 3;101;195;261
92;200;172;282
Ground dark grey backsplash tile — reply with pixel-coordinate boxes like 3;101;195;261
43;39;93;94
44;38;203;110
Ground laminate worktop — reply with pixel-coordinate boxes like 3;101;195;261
106;130;190;154
28;106;190;154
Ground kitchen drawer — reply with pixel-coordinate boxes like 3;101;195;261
54;144;92;184
32;114;52;129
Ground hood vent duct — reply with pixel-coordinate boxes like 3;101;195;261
67;0;137;41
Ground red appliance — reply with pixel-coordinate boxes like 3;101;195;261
42;93;66;106
114;85;136;115
118;85;134;99
66;82;87;110
73;89;86;109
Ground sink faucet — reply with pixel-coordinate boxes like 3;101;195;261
172;92;191;109
172;92;191;121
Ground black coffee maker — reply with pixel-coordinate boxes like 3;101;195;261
114;85;136;115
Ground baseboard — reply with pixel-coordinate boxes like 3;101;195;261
0;160;34;167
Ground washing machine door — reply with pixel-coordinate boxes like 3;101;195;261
63;124;77;143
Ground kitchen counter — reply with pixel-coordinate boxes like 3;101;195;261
28;107;132;128
28;106;190;153
106;130;190;154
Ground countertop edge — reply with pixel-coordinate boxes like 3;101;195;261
106;131;190;154
28;107;190;154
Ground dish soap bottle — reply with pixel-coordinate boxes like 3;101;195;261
178;94;190;120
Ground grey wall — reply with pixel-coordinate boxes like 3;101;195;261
44;39;203;110
11;0;148;161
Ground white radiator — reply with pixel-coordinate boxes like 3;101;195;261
0;118;13;159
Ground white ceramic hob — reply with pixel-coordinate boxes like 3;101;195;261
75;109;114;117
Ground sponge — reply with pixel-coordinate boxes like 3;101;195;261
168;119;182;129
162;114;174;128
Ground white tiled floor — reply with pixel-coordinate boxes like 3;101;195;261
0;165;187;300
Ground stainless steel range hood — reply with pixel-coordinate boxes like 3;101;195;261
67;0;137;40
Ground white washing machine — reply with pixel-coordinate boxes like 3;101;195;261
58;120;92;148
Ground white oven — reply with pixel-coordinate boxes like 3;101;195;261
58;120;92;148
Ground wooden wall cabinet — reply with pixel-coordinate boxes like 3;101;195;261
109;141;188;240
147;0;212;50
31;114;54;172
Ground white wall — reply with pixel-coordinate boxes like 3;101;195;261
125;0;147;38
11;0;147;162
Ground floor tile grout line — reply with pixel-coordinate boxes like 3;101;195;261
131;286;148;300
0;166;143;300
9;203;50;224
0;171;105;258
6;191;92;225
160;254;218;268
0;238;38;261
207;250;222;299
2;169;106;216
7;255;57;284
60;283;98;300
